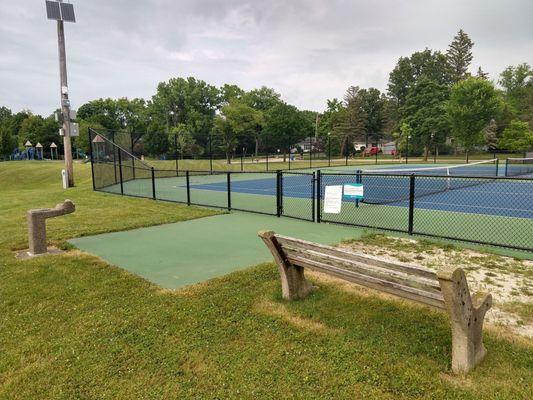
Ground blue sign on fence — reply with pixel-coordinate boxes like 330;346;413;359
343;184;364;200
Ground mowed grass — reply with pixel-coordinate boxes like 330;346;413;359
0;161;532;399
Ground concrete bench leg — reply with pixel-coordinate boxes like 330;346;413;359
438;268;492;374
258;230;314;300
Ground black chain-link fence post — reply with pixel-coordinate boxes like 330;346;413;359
227;172;231;211
311;171;316;222
276;170;282;217
117;148;124;195
316;170;321;223
88;128;96;190
151;167;156;200
186;171;191;205
174;134;179;177
408;174;415;234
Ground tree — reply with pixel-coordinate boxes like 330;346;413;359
242;87;281;111
143;130;169;156
402;77;450;160
0;125;17;158
220;84;245;104
150;77;220;151
499;120;533;152
446;77;502;151
263;102;313;160
332;87;367;155
499;63;533;127
358;88;385;146
388;49;452;108
476;67;489;80
213;101;264;163
446;29;474;83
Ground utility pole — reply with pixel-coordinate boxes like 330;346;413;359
58;18;73;186
46;0;76;187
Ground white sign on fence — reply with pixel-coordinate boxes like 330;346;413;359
323;185;343;214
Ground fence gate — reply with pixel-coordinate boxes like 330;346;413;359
280;171;315;221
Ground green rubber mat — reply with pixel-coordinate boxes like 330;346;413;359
69;212;365;289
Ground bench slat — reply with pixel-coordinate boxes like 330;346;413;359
282;245;441;294
276;235;438;280
285;254;446;309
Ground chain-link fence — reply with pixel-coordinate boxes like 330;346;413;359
90;129;533;252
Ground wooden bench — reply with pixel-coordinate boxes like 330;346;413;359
258;231;492;374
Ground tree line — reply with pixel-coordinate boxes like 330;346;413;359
1;29;532;161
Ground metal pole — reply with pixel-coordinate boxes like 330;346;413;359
406;135;409;164
209;132;213;173
88;128;96;191
434;143;437;164
174;134;179;176
466;150;469;164
311;172;316;222
151;167;156;200
408;174;415;235
309;136;312;169
241;147;244;172
316;170;321;223
186;171;191;205
328;135;331;167
57;15;74;186
117;148;124;195
227;172;231;211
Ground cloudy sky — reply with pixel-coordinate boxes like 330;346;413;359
1;0;532;115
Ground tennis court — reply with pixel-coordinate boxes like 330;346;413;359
92;134;533;252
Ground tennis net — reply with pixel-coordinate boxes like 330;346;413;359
360;159;499;177
505;157;533;177
353;159;499;205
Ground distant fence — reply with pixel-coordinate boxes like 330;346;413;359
89;129;533;253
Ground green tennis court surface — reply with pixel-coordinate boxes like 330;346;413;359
69;212;366;289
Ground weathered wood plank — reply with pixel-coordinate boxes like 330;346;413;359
286;254;446;309
275;235;437;280
282;246;441;293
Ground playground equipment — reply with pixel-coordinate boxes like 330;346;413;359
50;142;58;159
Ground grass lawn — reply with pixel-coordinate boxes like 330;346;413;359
0;161;532;399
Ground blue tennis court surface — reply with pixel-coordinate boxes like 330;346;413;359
188;173;533;219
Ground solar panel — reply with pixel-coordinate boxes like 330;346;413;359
45;1;76;23
60;2;76;23
45;0;61;20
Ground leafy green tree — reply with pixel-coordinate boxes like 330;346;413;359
358;88;385;145
330;87;368;156
213;101;264;163
18;114;59;150
446;29;474;83
388;49;452;108
392;121;412;155
403;77;450;160
499;63;533;126
263;102;313;159
150;77;220;151
220;84;245;104
242;87;281;111
143;130;169;156
446;77;502;151
169;124;202;157
476;67;489;80
0;125;17;158
499;120;533;152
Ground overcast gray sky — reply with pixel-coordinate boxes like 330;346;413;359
1;0;532;115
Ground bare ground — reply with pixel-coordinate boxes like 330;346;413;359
329;235;533;337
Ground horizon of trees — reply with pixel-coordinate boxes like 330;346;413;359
1;29;532;161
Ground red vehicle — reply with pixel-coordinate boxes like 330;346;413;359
364;146;381;156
